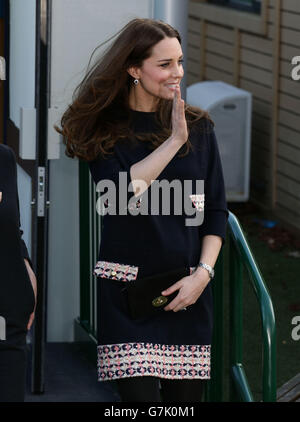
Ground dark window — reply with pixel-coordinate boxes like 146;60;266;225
207;0;261;14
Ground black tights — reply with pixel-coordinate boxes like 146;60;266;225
116;376;206;402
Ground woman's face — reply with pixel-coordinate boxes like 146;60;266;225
129;37;184;111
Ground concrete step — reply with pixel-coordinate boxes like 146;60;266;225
25;342;119;402
277;373;300;402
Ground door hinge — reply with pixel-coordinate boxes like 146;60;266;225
37;167;45;217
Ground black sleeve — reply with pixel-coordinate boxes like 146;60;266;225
198;125;229;245
8;147;33;268
17;192;33;268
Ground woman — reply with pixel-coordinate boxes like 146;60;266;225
56;18;228;402
0;144;37;402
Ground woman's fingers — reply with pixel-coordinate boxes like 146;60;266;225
164;295;188;312
173;87;182;125
161;280;181;297
27;312;35;331
161;277;187;312
172;87;179;118
171;85;188;144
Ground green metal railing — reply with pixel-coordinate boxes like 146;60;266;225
206;211;276;402
79;167;276;401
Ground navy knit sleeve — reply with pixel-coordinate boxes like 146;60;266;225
198;125;229;245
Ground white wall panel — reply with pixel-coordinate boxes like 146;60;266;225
9;0;36;128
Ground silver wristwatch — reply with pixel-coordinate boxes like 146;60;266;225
198;262;215;280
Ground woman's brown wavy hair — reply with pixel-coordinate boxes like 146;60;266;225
54;18;213;162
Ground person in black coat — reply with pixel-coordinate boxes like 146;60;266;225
0;143;37;402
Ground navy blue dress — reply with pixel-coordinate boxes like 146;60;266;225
89;110;228;382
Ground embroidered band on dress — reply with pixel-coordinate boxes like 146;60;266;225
94;261;197;282
189;194;204;212
97;342;211;381
94;261;139;282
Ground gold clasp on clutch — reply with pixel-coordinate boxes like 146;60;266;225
152;296;168;307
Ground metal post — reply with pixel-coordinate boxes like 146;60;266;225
31;0;51;394
154;0;188;100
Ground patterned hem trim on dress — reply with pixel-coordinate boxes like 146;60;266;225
97;342;210;381
94;262;197;282
94;261;139;282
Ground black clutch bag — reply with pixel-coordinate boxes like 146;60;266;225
125;266;191;320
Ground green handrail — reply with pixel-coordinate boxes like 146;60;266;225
228;211;276;401
208;211;276;402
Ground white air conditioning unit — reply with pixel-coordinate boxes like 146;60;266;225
187;81;252;202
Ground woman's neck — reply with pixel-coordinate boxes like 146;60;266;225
128;87;159;112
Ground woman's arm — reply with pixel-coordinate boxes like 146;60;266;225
162;235;222;312
130;86;188;196
162;123;228;312
130;137;182;196
24;258;37;330
194;234;223;279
